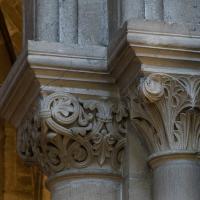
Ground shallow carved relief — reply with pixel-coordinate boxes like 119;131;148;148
130;73;200;156
17;93;128;175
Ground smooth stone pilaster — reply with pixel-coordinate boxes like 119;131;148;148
122;0;145;22
36;0;59;42
149;154;200;200
163;0;200;29
47;172;122;200
78;0;108;46
145;0;163;20
59;0;78;44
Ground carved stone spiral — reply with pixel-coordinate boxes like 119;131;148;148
141;74;164;102
17;92;128;176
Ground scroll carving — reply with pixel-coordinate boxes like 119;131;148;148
130;73;200;156
17;93;128;175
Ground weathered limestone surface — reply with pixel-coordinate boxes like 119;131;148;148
123;0;200;32
33;0;122;46
78;0;108;45
145;0;163;20
36;0;59;42
164;0;200;32
59;0;78;44
122;0;145;21
1;0;200;200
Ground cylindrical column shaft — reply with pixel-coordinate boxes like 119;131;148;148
47;173;122;200
150;157;200;200
59;0;78;44
36;0;59;42
145;0;163;20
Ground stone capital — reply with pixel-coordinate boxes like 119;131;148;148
130;73;200;162
17;92;128;176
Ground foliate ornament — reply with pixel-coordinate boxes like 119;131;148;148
17;106;40;163
142;74;164;102
130;73;200;157
17;93;128;175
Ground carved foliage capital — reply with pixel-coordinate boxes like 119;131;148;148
17;92;128;176
130;73;200;157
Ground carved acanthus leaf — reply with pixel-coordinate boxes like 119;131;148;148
130;73;200;156
17;93;128;175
